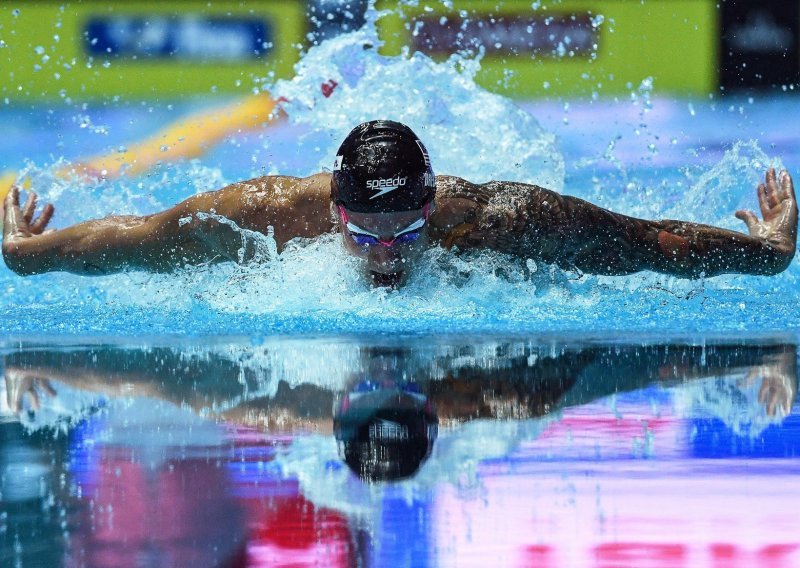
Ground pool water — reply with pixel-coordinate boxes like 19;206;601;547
1;335;799;567
1;7;800;568
0;16;799;336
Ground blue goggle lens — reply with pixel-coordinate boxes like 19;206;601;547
350;230;422;247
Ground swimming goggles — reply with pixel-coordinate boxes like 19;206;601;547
338;203;431;247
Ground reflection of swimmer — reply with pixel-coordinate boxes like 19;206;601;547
5;341;796;482
3;120;797;287
0;92;282;200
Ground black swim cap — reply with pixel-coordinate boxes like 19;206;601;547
334;385;438;483
332;120;436;213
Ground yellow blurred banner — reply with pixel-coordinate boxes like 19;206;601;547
1;0;717;101
0;1;305;101
377;0;718;97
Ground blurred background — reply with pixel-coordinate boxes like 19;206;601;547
1;0;798;197
0;0;797;103
0;0;800;104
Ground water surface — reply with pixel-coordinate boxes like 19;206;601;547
2;334;798;567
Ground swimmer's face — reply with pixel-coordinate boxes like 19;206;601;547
333;202;432;287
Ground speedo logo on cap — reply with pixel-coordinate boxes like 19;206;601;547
367;176;407;199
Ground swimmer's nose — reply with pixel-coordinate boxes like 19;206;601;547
377;232;397;247
368;245;403;272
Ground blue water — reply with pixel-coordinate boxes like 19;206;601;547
1;15;799;337
2;335;799;567
3;6;800;568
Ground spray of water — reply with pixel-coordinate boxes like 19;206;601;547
0;3;797;336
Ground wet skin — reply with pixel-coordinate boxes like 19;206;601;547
1;168;797;285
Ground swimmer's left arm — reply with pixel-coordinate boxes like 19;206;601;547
446;169;797;278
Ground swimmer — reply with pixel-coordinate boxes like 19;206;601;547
2;120;797;287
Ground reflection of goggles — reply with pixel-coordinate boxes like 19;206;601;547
334;377;438;444
338;203;431;247
338;378;429;413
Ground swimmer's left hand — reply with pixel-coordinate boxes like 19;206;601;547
735;168;798;256
739;351;796;417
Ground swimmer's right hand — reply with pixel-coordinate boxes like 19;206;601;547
4;368;56;415
2;185;55;270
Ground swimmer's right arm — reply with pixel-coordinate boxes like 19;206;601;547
1;175;331;276
1;185;248;275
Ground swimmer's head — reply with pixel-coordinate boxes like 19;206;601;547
331;120;436;284
332;120;435;212
334;379;438;483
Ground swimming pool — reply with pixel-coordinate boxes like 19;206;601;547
2;335;799;567
1;9;800;568
1;18;799;337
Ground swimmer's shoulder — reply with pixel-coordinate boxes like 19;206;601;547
211;172;334;238
434;175;549;206
222;172;332;211
429;175;486;244
430;175;554;248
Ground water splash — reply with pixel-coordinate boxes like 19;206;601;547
272;6;564;190
0;5;798;335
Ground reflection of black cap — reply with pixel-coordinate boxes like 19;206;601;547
334;387;438;482
332;120;436;213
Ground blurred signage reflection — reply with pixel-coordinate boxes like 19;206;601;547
85;16;272;61
413;14;597;57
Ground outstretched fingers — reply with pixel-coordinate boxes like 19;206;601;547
3;186;26;240
4;184;20;210
22;191;37;223
758;183;771;218
29;203;55;234
779;170;796;204
765;168;781;207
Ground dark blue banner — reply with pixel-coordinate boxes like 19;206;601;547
720;1;799;90
85;16;272;61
